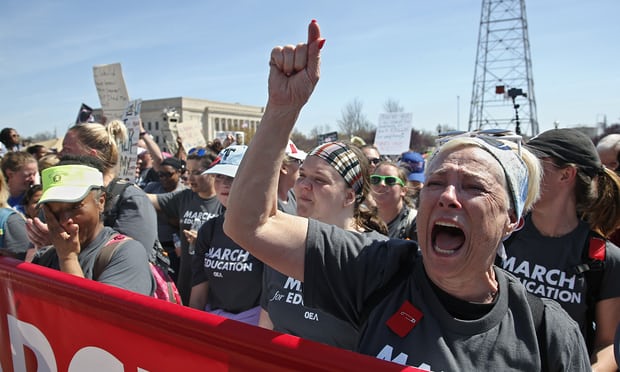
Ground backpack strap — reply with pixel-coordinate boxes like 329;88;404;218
102;178;132;227
92;234;130;281
569;231;606;353
525;291;547;371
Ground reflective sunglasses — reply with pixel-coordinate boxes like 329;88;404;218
370;175;405;187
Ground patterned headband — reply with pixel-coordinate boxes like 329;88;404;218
309;142;363;200
431;132;528;221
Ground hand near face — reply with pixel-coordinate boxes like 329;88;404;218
42;204;83;276
268;20;324;110
25;217;52;248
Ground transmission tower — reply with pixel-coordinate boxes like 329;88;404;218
468;0;539;136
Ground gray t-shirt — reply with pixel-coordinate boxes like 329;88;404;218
261;229;388;350
144;181;187;244
2;211;30;260
502;215;620;342
192;213;263;313
303;219;589;371
157;189;221;304
277;189;298;216
386;206;416;240
110;183;158;258
32;226;154;296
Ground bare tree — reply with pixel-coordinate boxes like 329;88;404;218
337;98;373;138
383;98;404;113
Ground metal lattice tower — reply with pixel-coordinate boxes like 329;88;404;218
468;0;539;136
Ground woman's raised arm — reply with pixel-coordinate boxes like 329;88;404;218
224;21;324;281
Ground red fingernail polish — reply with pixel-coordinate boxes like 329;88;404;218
318;39;326;50
311;19;317;23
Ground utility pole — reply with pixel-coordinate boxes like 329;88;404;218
468;0;539;136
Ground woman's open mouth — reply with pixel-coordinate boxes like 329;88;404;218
431;221;465;255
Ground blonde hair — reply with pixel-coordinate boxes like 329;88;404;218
429;137;542;218
0;169;9;208
67;121;127;177
38;153;60;172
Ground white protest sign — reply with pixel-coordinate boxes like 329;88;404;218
93;63;130;121
177;122;206;150
373;113;413;155
118;100;142;181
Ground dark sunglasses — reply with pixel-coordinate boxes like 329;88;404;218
370;175;405;187
368;157;381;165
157;171;175;178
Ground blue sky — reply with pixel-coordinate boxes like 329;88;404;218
1;1;618;139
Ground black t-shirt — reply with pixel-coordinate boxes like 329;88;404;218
192;214;263;313
157;189;221;304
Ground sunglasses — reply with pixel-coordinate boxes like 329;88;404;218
157;171;175;178
368;157;381;166
370;175;405;187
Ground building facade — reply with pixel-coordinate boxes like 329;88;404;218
96;97;264;153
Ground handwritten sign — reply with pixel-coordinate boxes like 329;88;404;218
178;122;207;150
118;99;142;181
93;63;130;121
374;113;413;155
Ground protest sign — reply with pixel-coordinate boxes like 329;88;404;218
118;99;142;181
374;113;413;155
93;63;130;121
178;122;207;150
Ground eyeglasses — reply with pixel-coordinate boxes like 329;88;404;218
188;147;207;157
436;128;522;156
368;157;381;166
370;175;405;187
157;171;175;178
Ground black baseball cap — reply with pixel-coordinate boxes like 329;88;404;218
526;128;603;177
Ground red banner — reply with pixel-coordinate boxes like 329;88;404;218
0;257;418;371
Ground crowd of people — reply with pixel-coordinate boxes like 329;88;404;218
1;20;620;370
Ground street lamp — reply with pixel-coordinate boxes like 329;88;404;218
507;88;527;135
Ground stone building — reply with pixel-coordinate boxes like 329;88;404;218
96;97;264;153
